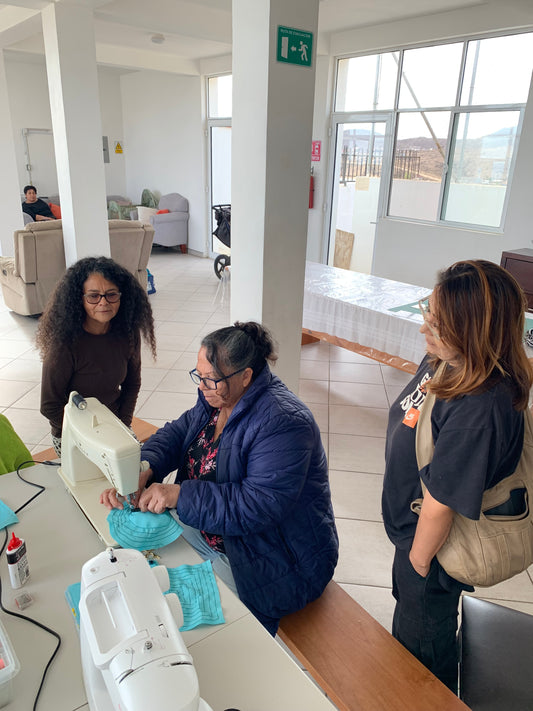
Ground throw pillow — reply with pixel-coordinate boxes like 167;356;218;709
49;203;62;219
156;209;170;214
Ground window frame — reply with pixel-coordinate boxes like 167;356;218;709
332;30;532;233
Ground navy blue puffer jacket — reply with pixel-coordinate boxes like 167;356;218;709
141;366;338;622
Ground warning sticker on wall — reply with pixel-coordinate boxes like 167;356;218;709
114;141;123;154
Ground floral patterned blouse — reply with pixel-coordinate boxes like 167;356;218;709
185;409;225;552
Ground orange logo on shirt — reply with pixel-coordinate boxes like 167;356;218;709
402;407;420;428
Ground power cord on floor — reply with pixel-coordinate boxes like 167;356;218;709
1;459;62;711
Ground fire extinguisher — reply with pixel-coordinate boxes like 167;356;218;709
309;167;315;209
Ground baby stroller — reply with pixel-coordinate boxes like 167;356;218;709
212;204;231;279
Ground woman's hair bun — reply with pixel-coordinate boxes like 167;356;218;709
234;321;276;362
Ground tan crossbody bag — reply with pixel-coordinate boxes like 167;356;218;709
411;387;533;587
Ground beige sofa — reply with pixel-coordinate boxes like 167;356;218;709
0;219;154;316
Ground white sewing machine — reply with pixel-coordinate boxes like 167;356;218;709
80;547;213;711
58;392;141;546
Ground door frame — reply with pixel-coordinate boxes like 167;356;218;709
207;119;231;259
322;111;395;271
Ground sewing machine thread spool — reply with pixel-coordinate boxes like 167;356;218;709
72;393;87;410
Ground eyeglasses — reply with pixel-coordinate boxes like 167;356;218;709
189;367;246;390
83;291;121;304
418;297;440;340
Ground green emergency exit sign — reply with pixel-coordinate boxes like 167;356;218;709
277;25;313;67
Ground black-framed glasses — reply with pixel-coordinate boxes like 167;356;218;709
418;297;440;340
189;367;246;390
83;291;121;304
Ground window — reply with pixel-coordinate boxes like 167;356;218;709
389;111;450;221
443;111;520;227
334;32;533;230
208;75;232;118
398;44;463;109
335;53;397;112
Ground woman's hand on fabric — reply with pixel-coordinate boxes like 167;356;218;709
138;483;180;514
100;488;126;510
99;467;153;510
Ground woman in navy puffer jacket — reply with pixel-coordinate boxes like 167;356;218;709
101;321;338;634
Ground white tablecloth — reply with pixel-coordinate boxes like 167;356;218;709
303;261;431;371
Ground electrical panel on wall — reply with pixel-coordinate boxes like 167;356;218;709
102;136;110;163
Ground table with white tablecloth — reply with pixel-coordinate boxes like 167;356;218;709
303;261;431;373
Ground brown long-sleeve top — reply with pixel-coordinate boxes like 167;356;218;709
40;329;141;437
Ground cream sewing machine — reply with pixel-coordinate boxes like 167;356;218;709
80;547;213;711
58;391;141;546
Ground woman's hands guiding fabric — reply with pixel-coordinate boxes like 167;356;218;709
138;483;180;514
99;466;181;513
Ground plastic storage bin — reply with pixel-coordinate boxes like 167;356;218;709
0;618;20;707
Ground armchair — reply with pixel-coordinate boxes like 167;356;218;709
0;220;66;315
149;192;188;249
0;220;154;315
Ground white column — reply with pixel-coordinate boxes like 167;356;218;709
0;50;25;257
231;0;319;393
41;3;109;266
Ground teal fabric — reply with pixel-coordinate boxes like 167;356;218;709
0;501;18;529
388;300;423;314
67;559;224;636
165;560;225;631
107;508;183;551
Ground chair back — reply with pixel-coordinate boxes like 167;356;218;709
0;219;154;315
158;193;188;213
460;595;533;709
108;220;154;289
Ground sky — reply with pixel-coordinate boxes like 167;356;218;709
338;31;533;140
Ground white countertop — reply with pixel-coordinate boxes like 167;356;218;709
0;463;337;711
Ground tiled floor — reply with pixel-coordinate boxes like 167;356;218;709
1;249;533;631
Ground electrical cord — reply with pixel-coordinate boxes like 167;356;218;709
0;460;62;711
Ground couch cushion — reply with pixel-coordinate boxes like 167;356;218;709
49;203;62;219
137;206;158;223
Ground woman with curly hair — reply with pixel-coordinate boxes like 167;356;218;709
36;256;156;456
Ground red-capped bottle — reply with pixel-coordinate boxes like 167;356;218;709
6;532;30;589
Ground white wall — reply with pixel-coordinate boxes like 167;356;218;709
5;57;56;197
97;67;128;198
5;55;127;199
120;70;206;254
307;53;333;262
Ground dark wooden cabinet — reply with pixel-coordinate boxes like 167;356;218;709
501;249;533;311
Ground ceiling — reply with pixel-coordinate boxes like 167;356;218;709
0;0;508;74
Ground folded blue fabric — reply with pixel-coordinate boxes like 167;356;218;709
107;508;183;551
0;500;18;530
166;560;225;631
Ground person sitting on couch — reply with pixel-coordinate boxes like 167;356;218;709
22;185;56;221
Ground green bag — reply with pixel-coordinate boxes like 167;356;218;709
0;415;34;475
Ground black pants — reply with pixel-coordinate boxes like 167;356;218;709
392;547;462;694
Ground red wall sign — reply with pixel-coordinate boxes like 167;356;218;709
311;140;321;162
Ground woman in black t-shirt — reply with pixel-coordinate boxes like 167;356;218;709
382;260;533;694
